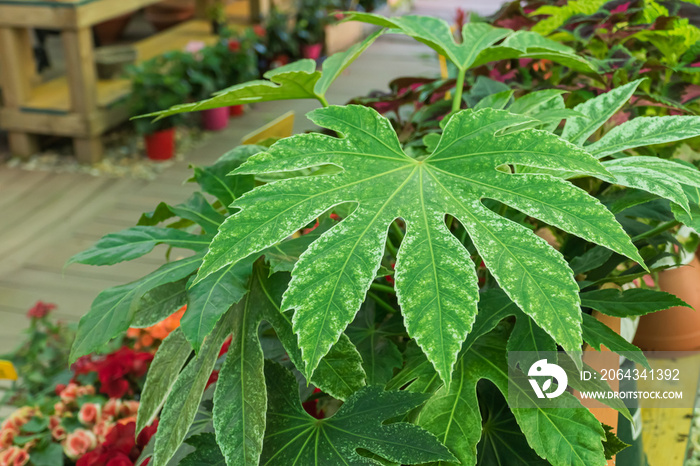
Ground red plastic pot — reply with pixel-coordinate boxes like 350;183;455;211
202;107;229;131
301;43;323;60
145;128;175;161
229;105;244;117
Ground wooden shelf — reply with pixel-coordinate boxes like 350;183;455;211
19;19;219;114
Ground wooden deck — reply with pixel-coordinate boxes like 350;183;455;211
0;31;439;352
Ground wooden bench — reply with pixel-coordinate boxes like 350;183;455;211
0;0;220;164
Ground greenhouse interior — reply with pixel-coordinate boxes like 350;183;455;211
2;0;700;464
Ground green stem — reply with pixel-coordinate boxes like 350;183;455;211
451;68;467;113
390;221;405;241
386;236;398;257
317;94;330;108
370;283;396;294
631;220;680;243
368;291;397;313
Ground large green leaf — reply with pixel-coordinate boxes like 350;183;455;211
418;325;608;466
673;184;700;230
471;30;596;72
152;307;234;466
581;314;650;369
213;263;367;466
346;303;405;385
561;79;644;146
137;328;192;434
190;145;263;211
70;253;203;362
181;434;226;466
131;278;188;328
181;258;253;352
598;156;700;213
143;60;322;120
196;105;642;384
314;29;384;96
475;382;549;466
344;14;510;71
212;268;266;466
261;360;456;465
581;288;690;317
586;116;700;159
67;226;210;266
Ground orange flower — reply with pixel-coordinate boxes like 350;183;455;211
11;449;28;466
0;429;14;449
51;425;66;442
59;383;80;404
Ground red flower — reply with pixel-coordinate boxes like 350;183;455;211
253;24;265;37
26;301;56;319
73;348;153;398
136;420;158;448
228;39;241;52
206;371;219;389
77;421;156;466
219;336;232;357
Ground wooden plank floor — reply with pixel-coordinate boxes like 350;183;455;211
0;28;440;353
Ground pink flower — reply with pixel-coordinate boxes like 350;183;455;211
184;40;206;54
78;403;101;426
102;399;121;419
59;383;80;404
11;450;28;466
26;301;55;319
63;429;97;460
49;416;61;430
51;425;66;441
119;401;140;418
77;385;95;397
92;420;115;443
0;447;20;466
0;429;14;448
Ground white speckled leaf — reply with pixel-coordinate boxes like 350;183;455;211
598;156;700;213
196;105;642;384
586;116;700;159
561;79;644;146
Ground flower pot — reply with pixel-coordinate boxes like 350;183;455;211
229;105;244;117
94;13;133;46
301;43;323;60
202;107;229;131
145;0;195;31
145;128;175;160
633;255;700;351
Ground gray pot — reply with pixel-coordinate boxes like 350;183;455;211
95;45;138;80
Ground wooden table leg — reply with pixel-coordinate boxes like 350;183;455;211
62;26;103;164
0;27;39;159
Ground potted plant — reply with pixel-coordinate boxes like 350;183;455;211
145;0;196;31
127;53;191;160
260;5;299;70
67;13;700;466
294;0;329;60
182;42;232;131
221;28;262;117
206;1;227;35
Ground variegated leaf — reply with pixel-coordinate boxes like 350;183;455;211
195;105;642;386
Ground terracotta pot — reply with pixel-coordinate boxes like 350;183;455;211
94;14;133;46
202;107;229;131
229;105;244;117
301;43;323;60
145;0;195;31
145;128;175;160
633;255;700;351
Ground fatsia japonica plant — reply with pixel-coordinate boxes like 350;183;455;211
68;12;700;466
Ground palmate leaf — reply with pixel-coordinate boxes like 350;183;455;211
214;263;365;466
417;324;607;466
261;360;456;465
197;105;643;385
142;31;384;120
345;14;594;72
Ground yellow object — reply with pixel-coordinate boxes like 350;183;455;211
0;360;18;381
242;111;296;145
